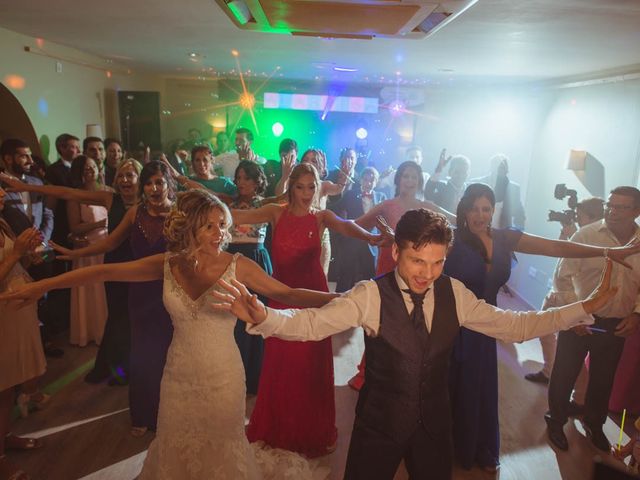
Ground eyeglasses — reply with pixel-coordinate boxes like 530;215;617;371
605;202;634;211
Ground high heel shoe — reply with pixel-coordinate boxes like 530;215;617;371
16;392;51;418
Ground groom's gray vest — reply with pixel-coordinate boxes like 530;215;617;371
356;271;460;443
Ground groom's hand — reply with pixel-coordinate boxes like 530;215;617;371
210;278;268;325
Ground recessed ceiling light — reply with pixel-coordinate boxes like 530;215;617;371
189;52;199;58
333;66;357;72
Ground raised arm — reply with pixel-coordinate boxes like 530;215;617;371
211;277;375;341
274;152;296;196
321;209;377;244
420;199;456;224
514;231;640;267
0;254;164;309
231;203;281;227
460;259;616;342
355;201;386;231
0;173;113;209
52;204;136;259
259;193;287;207
236;255;336;307
321;179;347;198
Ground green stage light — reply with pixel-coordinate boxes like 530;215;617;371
272;122;284;137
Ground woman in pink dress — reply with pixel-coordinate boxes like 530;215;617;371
232;163;387;457
67;155;109;346
348;160;454;389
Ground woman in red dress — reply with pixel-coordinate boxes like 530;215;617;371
231;163;387;457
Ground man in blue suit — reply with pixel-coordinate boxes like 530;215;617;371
0;138;53;242
331;167;386;292
0;138;64;356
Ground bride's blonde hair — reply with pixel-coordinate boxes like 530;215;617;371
164;190;232;263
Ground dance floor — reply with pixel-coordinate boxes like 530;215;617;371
8;289;634;479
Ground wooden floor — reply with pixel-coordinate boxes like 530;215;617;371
7;290;637;480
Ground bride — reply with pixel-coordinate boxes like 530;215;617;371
0;189;375;479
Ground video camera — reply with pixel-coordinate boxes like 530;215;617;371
548;184;578;226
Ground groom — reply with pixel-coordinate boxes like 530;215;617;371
215;208;614;480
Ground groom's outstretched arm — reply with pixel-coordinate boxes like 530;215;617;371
247;280;381;342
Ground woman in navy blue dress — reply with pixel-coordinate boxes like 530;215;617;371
445;183;626;472
444;184;522;472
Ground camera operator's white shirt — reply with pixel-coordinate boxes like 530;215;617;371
555;219;640;318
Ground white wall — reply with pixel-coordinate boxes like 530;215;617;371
511;78;640;307
0;27;163;162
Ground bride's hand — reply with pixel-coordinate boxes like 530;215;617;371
210;278;267;325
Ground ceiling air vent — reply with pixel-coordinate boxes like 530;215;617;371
215;0;479;39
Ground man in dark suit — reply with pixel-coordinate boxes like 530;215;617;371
263;138;298;198
43;133;79;338
424;154;470;213
331;167;386;292
471;154;525;229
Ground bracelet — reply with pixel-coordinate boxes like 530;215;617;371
603;247;610;258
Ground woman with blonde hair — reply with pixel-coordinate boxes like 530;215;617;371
0;188;336;479
276;148;357;275
231;162;389;457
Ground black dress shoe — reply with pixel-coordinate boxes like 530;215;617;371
524;371;549;384
544;414;568;451
584;425;611;452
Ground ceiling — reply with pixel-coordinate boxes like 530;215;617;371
1;0;640;84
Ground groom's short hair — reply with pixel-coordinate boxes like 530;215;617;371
395;209;453;251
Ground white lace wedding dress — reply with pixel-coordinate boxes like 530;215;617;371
138;253;328;480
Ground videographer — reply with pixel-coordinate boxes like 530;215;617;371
545;186;640;453
526;197;605;386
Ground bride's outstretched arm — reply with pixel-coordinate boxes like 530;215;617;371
234;255;338;308
0;254;165;309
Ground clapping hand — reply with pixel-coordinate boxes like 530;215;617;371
15;228;42;257
210;278;267;325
